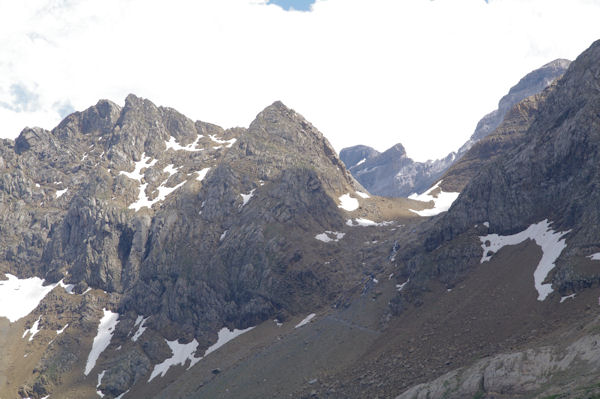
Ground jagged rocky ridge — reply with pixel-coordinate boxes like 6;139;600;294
341;58;570;197
1;96;414;398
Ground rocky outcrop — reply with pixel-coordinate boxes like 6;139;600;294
397;331;600;399
341;59;570;197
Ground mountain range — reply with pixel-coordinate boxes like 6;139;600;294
340;58;571;197
0;39;600;399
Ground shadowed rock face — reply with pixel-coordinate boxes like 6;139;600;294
340;59;570;198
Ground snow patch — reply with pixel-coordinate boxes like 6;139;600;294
55;188;68;198
315;231;345;243
355;158;366;166
346;218;393;227
195;167;211;182
240;189;256;208
119;153;156;182
479;219;570;301
483;221;490;228
165;135;202;152
163;164;180;177
97;369;106;393
209;135;237;148
295;313;316;328
58;280;75;294
338;193;359;211
0;274;58;322
148;339;201;381
408;180;459;217
203;326;255;357
22;316;41;341
588;253;600;261
85;309;119;376
129;180;186;211
356;191;370;199
131;316;148;342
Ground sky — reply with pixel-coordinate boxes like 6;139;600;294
1;0;600;162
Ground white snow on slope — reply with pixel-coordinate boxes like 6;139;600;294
356;191;370;199
560;293;576;303
315;231;345;243
588;253;600;260
129;180;186;211
131;316;148;342
57;323;69;335
338;193;359;211
163;164;180;177
195;167;211;182
479;219;570;301
396;279;410;292
0;274;58;322
240;189;256;208
55;188;68;198
85;309;120;376
148;326;255;381
209;135;237;148
203;326;255;357
165;135;202;152
148;339;200;381
22;316;41;341
346;218;393;227
295;313;316;328
408;180;459;217
97;369;106;397
355;158;366;167
119;153;157;181
58;280;75;294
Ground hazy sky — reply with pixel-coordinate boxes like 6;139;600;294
1;0;600;161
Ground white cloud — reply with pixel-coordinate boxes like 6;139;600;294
1;0;599;161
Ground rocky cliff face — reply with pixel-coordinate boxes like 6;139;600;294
0;94;422;398
341;59;570;198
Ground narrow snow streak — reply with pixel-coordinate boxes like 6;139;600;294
85;309;119;376
408;180;459;217
22;316;42;341
131;316;148;342
57;323;69;335
338;193;359;211
208;135;237;148
295;313;316;328
356;191;370;199
560;293;576;303
55;188;68;198
479;219;570;301
0;274;58;322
